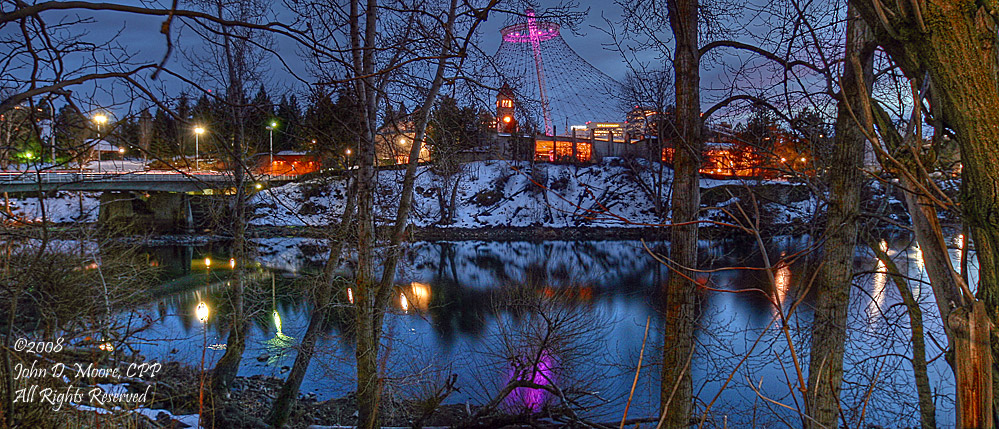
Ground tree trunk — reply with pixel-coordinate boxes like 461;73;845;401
267;178;356;427
870;240;936;428
850;0;999;419
951;301;995;428
209;0;251;398
805;7;872;427
661;0;701;424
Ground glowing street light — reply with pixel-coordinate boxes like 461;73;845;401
93;113;108;129
194;126;206;170
93;114;108;172
266;121;278;172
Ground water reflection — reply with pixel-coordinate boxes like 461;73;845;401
120;235;969;427
773;253;791;314
506;349;557;412
868;240;889;326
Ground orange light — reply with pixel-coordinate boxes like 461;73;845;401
503;116;512;123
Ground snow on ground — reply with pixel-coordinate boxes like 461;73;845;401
254;237;329;272
250;159;801;229
3;159;809;228
5;192;99;223
767;197;819;226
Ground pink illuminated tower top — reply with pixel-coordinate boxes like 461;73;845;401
492;9;623;133
499;9;555;135
500;15;560;43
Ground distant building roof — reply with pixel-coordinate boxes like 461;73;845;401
85;139;120;152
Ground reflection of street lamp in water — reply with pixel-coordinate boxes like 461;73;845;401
264;273;294;362
196;300;210;427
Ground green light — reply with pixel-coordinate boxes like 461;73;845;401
269;121;278;128
272;310;283;334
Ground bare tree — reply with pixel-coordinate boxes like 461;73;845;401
804;6;875;427
265;0;500;426
847;0;999;421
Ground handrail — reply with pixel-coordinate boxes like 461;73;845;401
0;171;298;185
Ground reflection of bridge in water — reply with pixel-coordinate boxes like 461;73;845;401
0;171;295;193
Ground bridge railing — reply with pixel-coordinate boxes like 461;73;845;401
0;171;299;185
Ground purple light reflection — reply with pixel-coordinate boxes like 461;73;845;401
505;349;557;412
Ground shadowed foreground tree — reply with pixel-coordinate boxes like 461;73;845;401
660;0;702;422
805;6;875;427
266;0;500;427
848;0;999;423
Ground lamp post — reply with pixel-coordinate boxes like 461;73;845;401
42;99;56;163
93;114;107;173
266;121;277;174
194;126;205;170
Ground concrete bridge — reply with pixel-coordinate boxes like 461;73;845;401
2;170;296;233
0;171;295;193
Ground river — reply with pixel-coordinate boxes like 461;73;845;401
122;234;974;427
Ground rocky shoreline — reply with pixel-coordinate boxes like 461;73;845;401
112;359;580;428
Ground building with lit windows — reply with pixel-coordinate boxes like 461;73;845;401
496;83;517;133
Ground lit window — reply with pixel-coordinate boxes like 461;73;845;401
500;99;512;108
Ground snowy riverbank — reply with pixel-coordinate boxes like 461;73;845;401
3;159;821;230
250;159;816;229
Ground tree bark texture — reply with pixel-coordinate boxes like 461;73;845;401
661;0;701;424
849;0;999;421
805;7;873;428
951;301;995;428
351;0;382;426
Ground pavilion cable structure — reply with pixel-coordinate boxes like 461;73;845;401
491;9;625;135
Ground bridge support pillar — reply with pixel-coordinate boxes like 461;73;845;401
148;192;194;233
98;192;135;230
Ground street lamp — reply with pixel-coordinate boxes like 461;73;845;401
266;121;277;174
41;99;56;163
93;114;108;173
194;126;205;170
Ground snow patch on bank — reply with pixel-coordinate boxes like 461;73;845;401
5;192;99;223
250;159;793;228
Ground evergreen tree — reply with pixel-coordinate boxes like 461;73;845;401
52;105;91;165
276;94;302;151
249;84;274;154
